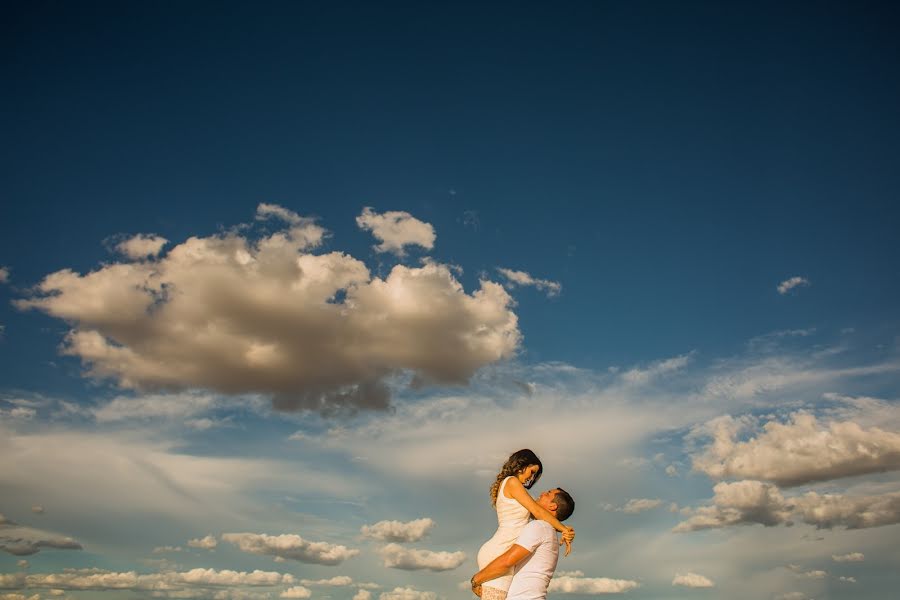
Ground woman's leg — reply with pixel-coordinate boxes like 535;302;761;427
480;587;507;600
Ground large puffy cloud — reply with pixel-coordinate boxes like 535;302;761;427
360;518;434;542
378;543;465;571
691;412;900;487
496;268;561;297
356;207;435;255
222;533;359;565
279;586;312;598
673;481;793;532
675;481;900;532
548;573;640;594
0;515;82;556
16;205;519;413
672;572;715;588
793;491;900;529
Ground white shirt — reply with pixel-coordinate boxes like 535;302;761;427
505;520;559;600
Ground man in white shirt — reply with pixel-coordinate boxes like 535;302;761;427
471;488;575;600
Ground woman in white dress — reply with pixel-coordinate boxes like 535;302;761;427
476;449;575;600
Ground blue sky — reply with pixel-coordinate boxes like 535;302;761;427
2;2;900;600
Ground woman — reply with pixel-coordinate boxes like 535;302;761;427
476;449;575;600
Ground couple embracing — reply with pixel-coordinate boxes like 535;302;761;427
471;449;576;600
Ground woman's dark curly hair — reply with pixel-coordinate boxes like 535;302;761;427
490;449;543;506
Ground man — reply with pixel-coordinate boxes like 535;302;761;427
471;488;575;600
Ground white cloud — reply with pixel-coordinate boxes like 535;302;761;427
832;552;864;562
354;590;372;600
222;533;359;565
496;268;561;297
0;515;82;556
187;535;217;550
378;587;436;600
16;561;28;569
378;543;465;571
356;207;435;255
0;267;8;283
0;594;39;600
794;490;900;529
299;576;352;586
621;499;663;514
691;411;900;486
29;507;43;515
777;276;810;295
93;392;220;423
672;572;714;588
115;234;168;259
153;546;183;553
665;465;678;477
0;407;36;420
620;353;692;385
672;480;792;532
280;586;312;598
548;574;640;594
17;205;519;413
360;518;434;542
839;576;857;583
0;573;26;589
675;480;900;532
20;567;293;592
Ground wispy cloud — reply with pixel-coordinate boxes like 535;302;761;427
777;276;810;295
0;514;82;556
496;268;561;297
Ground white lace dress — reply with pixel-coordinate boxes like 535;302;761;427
476;476;531;596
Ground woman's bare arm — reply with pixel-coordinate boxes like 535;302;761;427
504;478;575;555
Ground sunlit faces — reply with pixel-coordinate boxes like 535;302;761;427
518;464;541;487
537;488;561;511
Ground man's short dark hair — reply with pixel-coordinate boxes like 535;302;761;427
553;488;574;521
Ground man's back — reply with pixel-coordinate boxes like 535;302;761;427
506;520;559;600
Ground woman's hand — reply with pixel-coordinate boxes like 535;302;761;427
560;526;575;556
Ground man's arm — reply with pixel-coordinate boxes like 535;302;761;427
471;544;532;596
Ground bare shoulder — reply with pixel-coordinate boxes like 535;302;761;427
503;475;524;497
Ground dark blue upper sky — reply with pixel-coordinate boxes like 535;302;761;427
3;0;899;396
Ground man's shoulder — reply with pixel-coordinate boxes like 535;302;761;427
524;520;556;537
